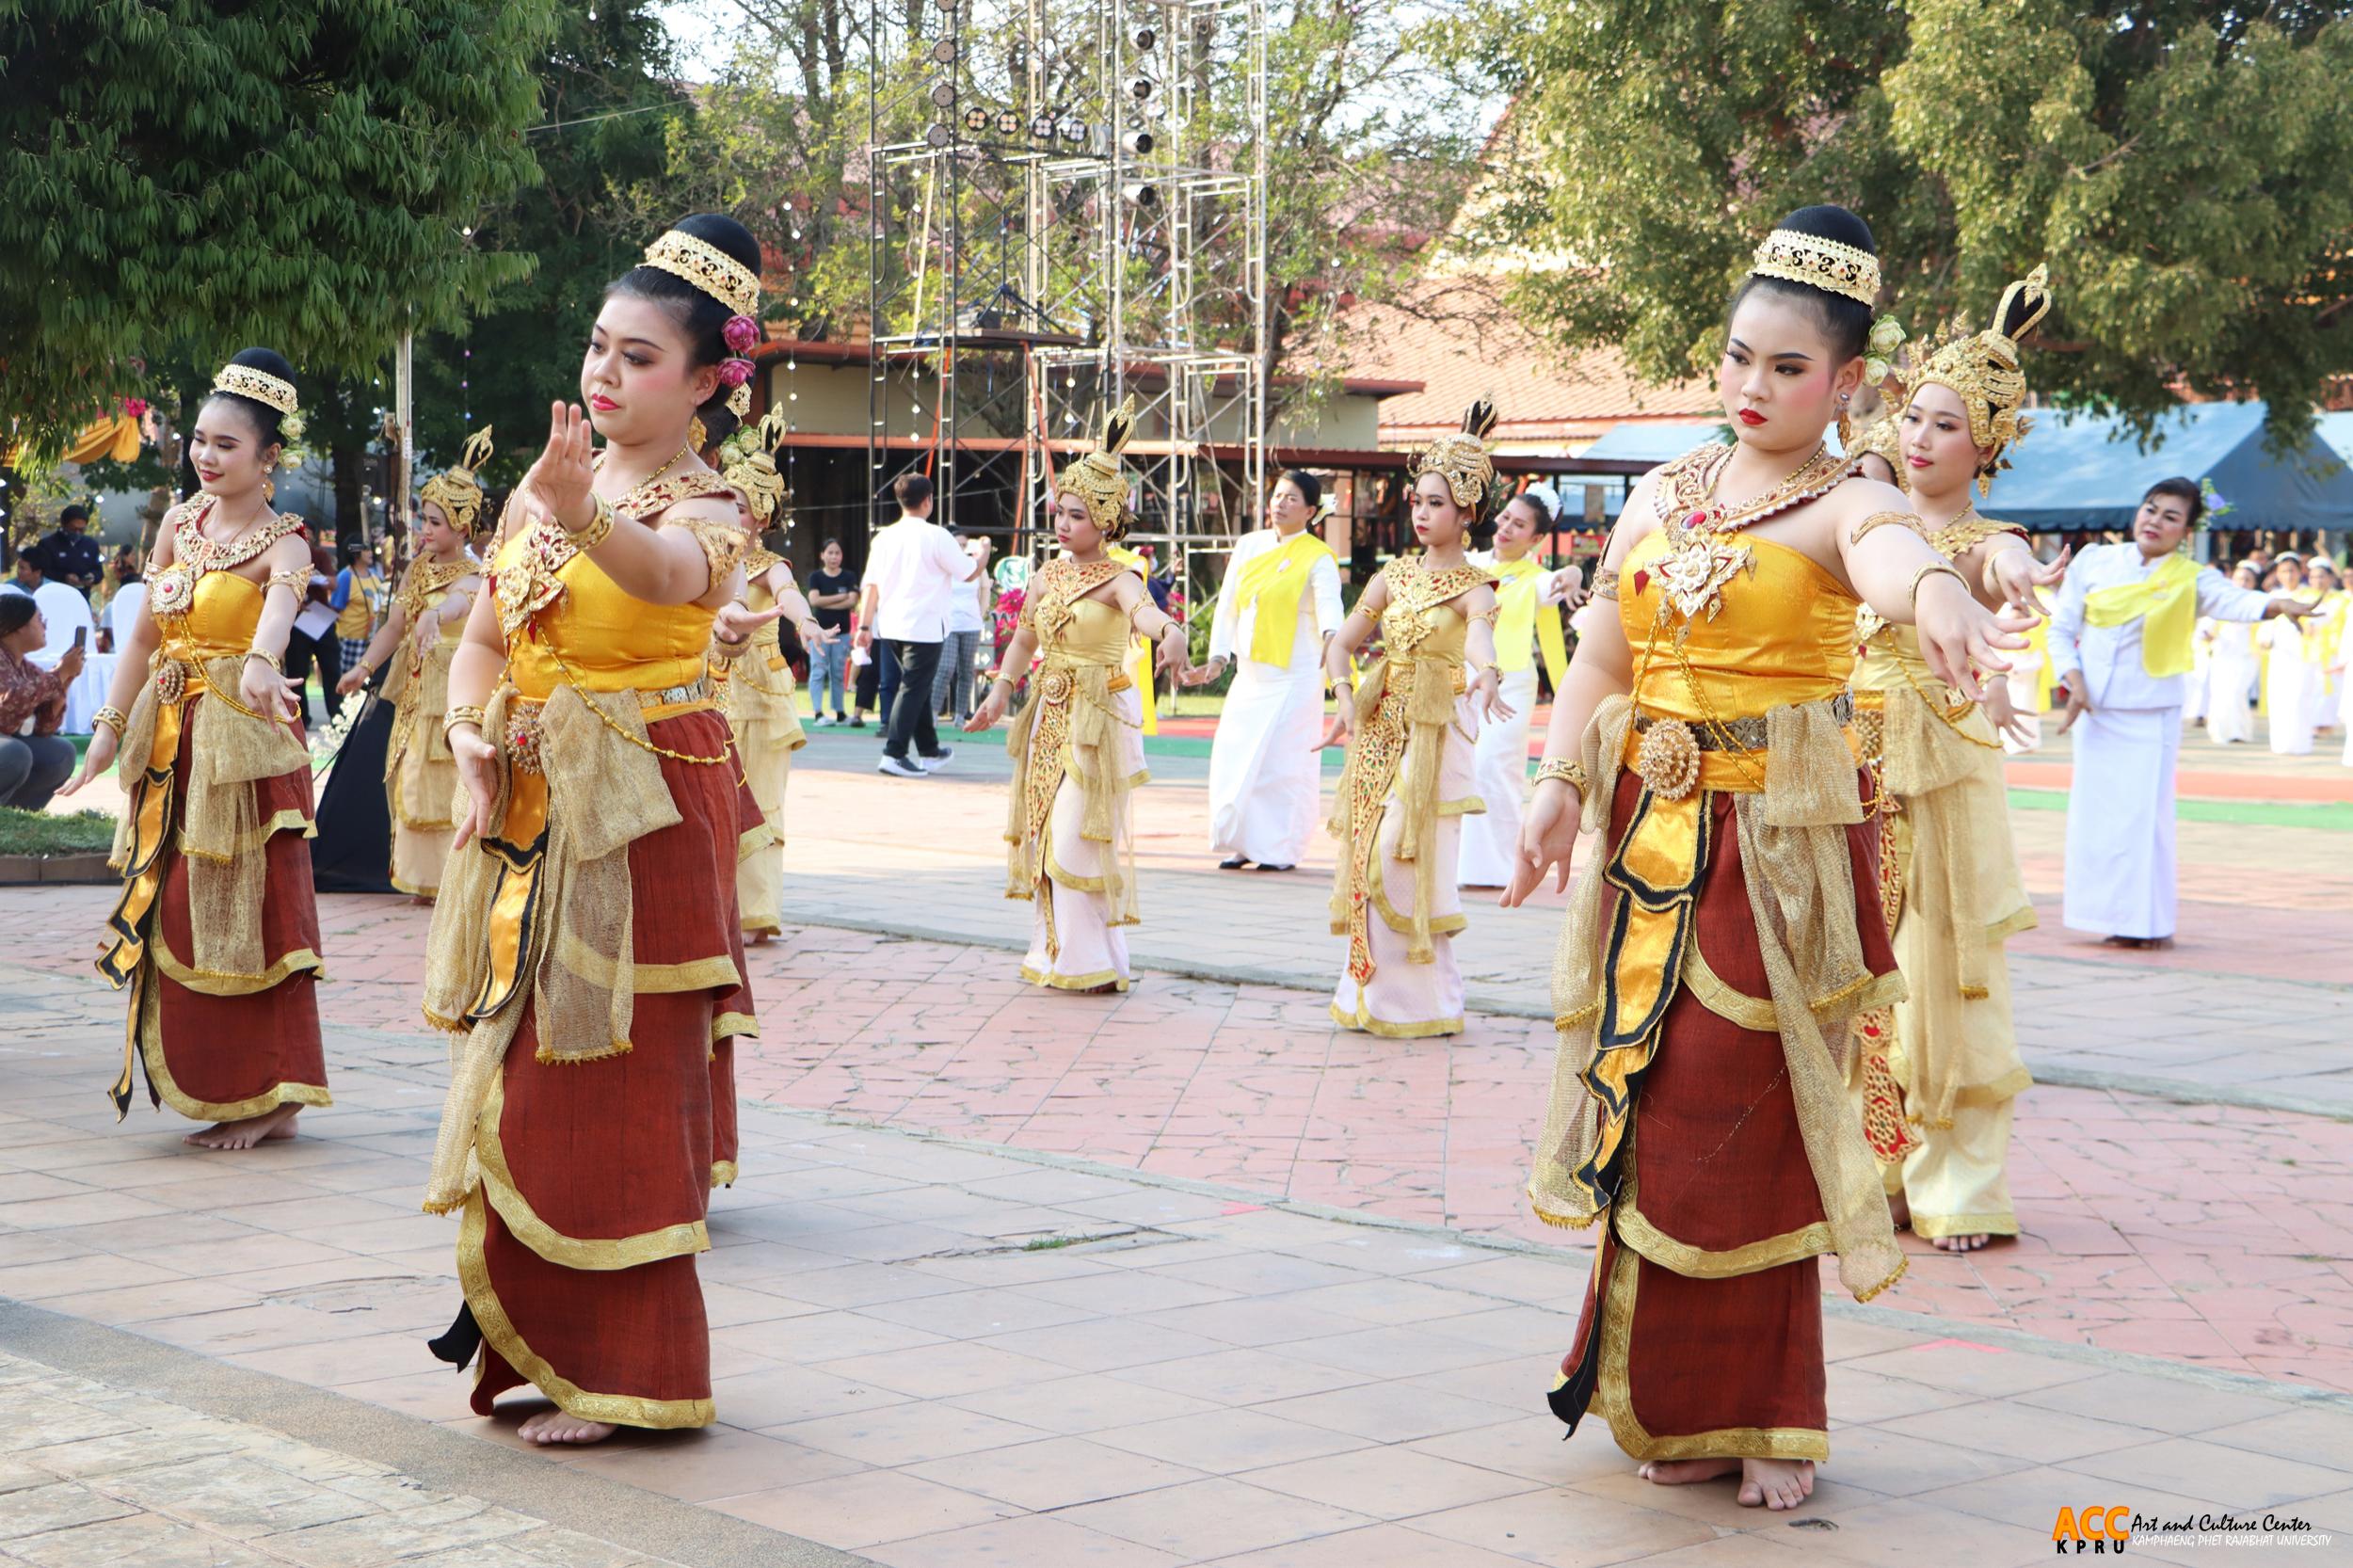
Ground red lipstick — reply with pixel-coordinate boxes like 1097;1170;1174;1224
588;394;618;412
1737;409;1766;427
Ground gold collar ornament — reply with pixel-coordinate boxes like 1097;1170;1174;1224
419;426;495;536
1749;230;1881;307
1060;397;1139;540
1411;399;1500;513
1898;265;2052;497
642;229;760;318
720;407;791;526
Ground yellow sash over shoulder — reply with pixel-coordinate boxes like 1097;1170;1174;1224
1235;531;1337;667
2083;552;2197;678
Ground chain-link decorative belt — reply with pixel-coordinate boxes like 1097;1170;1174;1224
503;677;717;775
1631;690;1851;753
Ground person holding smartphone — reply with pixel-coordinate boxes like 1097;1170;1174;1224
0;598;84;808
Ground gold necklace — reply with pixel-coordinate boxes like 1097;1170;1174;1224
604;444;696;517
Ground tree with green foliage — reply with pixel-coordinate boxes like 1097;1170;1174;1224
0;0;554;451
409;0;692;492
1440;1;2353;438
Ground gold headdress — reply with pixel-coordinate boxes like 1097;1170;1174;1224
419;426;495;536
720;407;791;526
1411;400;1499;512
641;229;760;318
212;361;306;458
1059;396;1139;539
1750;230;1881;308
1900;264;2052;496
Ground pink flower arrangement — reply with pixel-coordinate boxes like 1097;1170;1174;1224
716;358;756;388
120;396;150;418
992;586;1027;644
722;314;762;354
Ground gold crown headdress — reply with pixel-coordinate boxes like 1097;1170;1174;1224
212;361;306;461
419;426;495;536
641;229;760;318
720;407;791;526
1059;396;1139;539
1411;400;1500;512
1750;229;1881;308
1900;264;2052;496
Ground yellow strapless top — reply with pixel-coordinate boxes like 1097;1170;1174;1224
1619;531;1858;723
495;531;716;699
1849;623;1928;693
1047;594;1130;667
168;572;265;664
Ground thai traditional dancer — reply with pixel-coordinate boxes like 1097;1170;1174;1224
1321;402;1510;1038
1506;208;2033;1510
419;215;779;1446
714;408;828;944
1844;269;2068;1253
65;349;331;1150
1193;470;1342;872
967;400;1191;993
2200;565;2265;744
1461;486;1583;888
337;431;491;900
2048;482;2319;946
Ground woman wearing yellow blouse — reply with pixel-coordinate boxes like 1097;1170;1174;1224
1461;485;1584;888
1321;402;1512;1038
967;401;1191;993
420;215;780;1447
339;431;491;900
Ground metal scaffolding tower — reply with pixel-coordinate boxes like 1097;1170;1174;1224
864;0;1269;583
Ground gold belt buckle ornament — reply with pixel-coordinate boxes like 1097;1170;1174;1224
1634;717;1703;801
504;705;547;775
153;659;188;705
1040;667;1075;706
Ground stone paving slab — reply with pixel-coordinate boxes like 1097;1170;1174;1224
2;984;2348;1567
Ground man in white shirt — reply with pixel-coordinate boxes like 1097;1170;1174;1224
2046;477;2319;947
856;473;982;777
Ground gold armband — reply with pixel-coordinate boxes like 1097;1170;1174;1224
1910;560;1968;607
444;704;487;736
266;568;309;597
1534;757;1590;792
1590;574;1620;601
92;704;129;738
1851;510;1918;547
566;494;616;550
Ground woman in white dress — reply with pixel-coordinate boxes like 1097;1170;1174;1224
2307;557;2344;740
2201;563;2264;744
1460;487;1582;888
2261;553;2317;755
1194;471;1343;872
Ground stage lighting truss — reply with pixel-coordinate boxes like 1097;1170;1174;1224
870;0;1268;583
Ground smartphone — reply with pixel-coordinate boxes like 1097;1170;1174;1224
72;625;88;651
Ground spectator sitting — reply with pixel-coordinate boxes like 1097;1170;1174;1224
31;504;105;598
0;597;84;810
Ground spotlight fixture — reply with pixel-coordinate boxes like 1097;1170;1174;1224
1030;113;1056;140
1121;182;1160;209
1130;25;1156;50
1120;128;1155;156
963;106;989;132
929;81;956;108
1057;116;1088;146
925;122;952;148
930;39;957;64
996;109;1021;136
1127;74;1156;101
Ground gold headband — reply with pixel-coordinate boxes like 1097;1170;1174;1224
641;229;760;318
1411;400;1499;512
721;408;791;525
1750;229;1881;307
419;426;495;536
212;363;299;417
1902;264;2052;495
1059;397;1139;539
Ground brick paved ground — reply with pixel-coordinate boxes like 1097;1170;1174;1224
5;708;2350;1561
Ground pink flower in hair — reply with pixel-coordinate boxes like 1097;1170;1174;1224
717;358;756;388
722;314;762;354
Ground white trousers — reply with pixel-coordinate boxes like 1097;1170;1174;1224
1458;666;1538;887
1208;659;1324;867
2062;705;2177;940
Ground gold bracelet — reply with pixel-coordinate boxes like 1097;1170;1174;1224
92;704;129;737
1909;560;1967;608
244;648;283;674
444;704;487;736
1980;542;2025;598
1479;662;1501;680
566;494;615;549
1534;757;1589;792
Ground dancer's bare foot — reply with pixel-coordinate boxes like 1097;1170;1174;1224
1639;1457;1739;1486
1932;1232;1993;1252
407;894;435;908
184;1104;300;1150
749;931;774;946
518;1408;616;1446
1738;1457;1815;1511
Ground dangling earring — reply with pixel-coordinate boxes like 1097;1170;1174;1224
688;416;709;454
1836;392;1855;451
264;474;277;505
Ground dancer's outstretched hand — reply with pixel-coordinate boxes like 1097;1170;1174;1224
1914;576;2031;702
1471;666;1514;724
1989;545;2069;620
450;725;498;848
1502;777;1580;907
